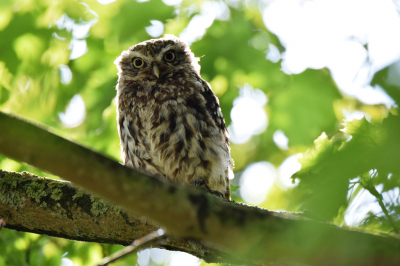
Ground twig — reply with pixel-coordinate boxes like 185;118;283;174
97;229;166;266
365;185;399;234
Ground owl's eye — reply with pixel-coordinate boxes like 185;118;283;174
132;58;144;68
164;51;175;62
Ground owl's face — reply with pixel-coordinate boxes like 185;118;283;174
115;35;200;84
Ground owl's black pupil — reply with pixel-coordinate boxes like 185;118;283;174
166;53;173;60
135;59;143;66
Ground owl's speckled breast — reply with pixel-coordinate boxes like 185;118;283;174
118;72;230;196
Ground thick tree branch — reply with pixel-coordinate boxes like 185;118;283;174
0;170;247;265
1;111;400;266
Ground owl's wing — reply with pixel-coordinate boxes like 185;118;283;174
198;78;230;146
198;78;233;199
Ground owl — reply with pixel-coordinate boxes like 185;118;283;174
114;35;233;199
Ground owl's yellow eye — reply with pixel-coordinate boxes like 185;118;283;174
132;58;144;68
164;51;175;62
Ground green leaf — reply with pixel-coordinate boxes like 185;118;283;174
269;69;342;146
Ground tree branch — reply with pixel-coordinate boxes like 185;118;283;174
0;170;247;265
1;111;400;266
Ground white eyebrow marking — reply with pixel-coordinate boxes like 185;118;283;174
158;44;175;59
120;50;151;61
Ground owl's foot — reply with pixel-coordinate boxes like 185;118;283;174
210;190;224;198
194;179;224;198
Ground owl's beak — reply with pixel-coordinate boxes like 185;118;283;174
153;64;160;79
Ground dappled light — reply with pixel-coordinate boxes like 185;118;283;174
180;1;230;45
137;249;201;266
162;0;183;6
263;0;398;107
346;177;400;227
345;183;382;226
273;130;289;150
229;84;268;144
59;65;73;85
56;14;96;60
61;256;74;266
239;161;277;204
342;109;370;122
59;94;86;128
265;43;281;63
145;20;164;37
97;0;117;4
278;154;300;189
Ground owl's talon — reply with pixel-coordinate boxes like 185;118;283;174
210;190;224;199
194;179;205;188
193;179;224;198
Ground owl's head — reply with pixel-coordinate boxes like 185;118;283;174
114;35;200;83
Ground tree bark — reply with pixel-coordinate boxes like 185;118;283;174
0;111;400;266
0;170;248;265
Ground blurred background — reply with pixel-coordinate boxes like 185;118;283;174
1;0;400;265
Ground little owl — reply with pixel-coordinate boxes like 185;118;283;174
114;35;233;199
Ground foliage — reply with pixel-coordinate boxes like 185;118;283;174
0;0;398;265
